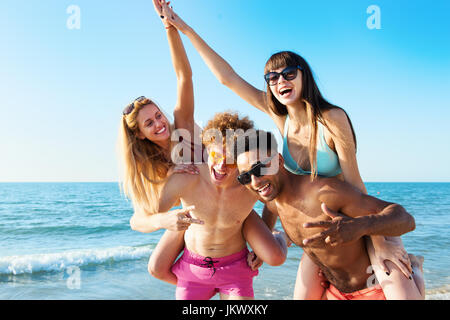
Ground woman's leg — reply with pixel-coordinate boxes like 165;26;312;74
242;210;287;267
148;229;185;285
293;253;326;300
366;237;424;299
409;254;425;298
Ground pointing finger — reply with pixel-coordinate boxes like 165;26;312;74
303;220;332;229
303;230;332;245
185;218;204;225
180;205;195;213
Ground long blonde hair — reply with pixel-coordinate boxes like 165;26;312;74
117;97;171;213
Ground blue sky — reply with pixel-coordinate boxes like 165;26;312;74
0;0;449;182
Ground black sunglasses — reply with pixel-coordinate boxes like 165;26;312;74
237;155;276;185
264;65;303;86
123;96;146;115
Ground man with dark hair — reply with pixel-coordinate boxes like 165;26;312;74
235;130;418;300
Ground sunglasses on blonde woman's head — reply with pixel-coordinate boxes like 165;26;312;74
264;65;303;86
123;96;146;115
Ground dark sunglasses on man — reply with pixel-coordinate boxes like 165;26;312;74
264;65;303;86
237;155;276;185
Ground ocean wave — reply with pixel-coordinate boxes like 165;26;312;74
0;245;153;275
0;224;129;236
426;284;450;300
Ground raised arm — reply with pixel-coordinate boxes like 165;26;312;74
160;3;270;115
153;0;195;135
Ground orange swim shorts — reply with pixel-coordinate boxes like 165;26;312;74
326;284;386;300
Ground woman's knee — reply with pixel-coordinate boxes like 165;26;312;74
148;255;167;279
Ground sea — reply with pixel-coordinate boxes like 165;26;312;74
0;182;449;300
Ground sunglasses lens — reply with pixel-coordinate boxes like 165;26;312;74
210;151;222;162
252;164;262;177
238;172;252;185
282;66;298;81
123;96;147;115
265;72;280;86
123;103;134;115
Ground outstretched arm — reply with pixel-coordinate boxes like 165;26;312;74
130;174;202;233
303;180;415;246
153;0;195;135
159;3;271;115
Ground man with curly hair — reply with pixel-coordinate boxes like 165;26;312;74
148;111;288;300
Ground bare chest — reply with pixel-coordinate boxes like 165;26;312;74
275;197;329;248
181;182;257;227
286;127;311;170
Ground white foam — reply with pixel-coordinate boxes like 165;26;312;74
0;245;153;275
425;284;450;300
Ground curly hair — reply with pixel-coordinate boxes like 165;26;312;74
201;111;254;147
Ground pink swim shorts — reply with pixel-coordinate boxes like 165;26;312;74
171;247;259;300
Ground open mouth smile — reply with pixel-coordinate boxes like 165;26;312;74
212;167;228;181
155;126;167;135
279;87;293;97
256;183;272;197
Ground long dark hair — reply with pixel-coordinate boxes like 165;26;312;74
264;51;357;178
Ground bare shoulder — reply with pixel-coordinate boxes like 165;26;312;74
322;107;350;128
314;176;340;195
165;165;203;190
314;177;358;207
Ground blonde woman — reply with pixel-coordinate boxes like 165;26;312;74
159;2;425;299
118;1;204;270
120;1;287;289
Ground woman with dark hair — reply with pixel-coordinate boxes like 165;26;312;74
159;3;424;299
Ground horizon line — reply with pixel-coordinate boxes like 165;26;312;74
0;181;449;184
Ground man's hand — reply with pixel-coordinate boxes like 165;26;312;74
302;203;365;247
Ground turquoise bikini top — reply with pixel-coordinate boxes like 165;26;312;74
282;115;342;177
